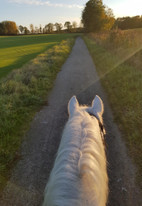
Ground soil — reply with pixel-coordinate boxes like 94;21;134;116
0;37;142;206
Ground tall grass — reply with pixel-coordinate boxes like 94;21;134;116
88;28;142;50
0;38;75;192
84;29;142;187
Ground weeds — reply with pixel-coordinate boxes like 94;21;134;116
88;29;142;53
84;30;142;188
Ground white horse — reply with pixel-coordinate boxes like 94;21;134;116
43;95;108;206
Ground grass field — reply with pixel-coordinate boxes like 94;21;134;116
84;29;142;187
0;34;76;192
0;34;77;79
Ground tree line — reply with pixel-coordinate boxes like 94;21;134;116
0;21;18;35
114;16;142;30
1;0;142;35
0;20;83;35
81;0;142;32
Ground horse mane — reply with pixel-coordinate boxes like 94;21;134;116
77;110;108;206
43;97;108;206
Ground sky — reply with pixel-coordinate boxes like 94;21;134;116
0;0;142;29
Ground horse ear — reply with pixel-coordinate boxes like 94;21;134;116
68;96;79;116
91;95;104;119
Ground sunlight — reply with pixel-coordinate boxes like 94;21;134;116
1;0;142;204
99;44;142;80
104;0;142;17
77;41;142;96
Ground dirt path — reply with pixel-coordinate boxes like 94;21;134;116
1;37;142;206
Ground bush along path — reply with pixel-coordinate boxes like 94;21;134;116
0;37;142;206
0;38;75;193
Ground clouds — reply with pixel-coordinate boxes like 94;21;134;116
9;0;83;9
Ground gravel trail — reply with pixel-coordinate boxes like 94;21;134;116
0;37;142;206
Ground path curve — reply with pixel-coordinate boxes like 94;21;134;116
0;37;142;206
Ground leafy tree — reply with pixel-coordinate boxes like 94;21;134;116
82;0;115;32
72;21;77;29
35;26;39;33
19;25;24;33
54;23;59;31
64;21;72;31
114;16;142;30
103;7;115;30
39;24;42;33
58;23;63;31
0;22;5;34
43;27;46;34
0;21;18;35
30;24;34;33
55;23;62;32
45;23;54;33
23;27;29;34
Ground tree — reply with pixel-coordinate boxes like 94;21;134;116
39;24;42;33
19;25;24;33
0;21;18;35
82;0;115;32
45;23;54;33
72;21;77;29
23;27;29;34
103;7;115;30
58;23;63;32
43;27;46;34
114;15;142;30
54;23;62;32
30;24;34;33
64;21;72;31
0;22;5;34
35;26;39;33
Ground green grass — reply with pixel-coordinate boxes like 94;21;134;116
0;37;76;192
0;34;77;78
84;34;142;188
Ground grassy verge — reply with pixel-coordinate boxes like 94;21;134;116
0;37;75;192
84;33;142;187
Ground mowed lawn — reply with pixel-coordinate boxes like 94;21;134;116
0;34;76;79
